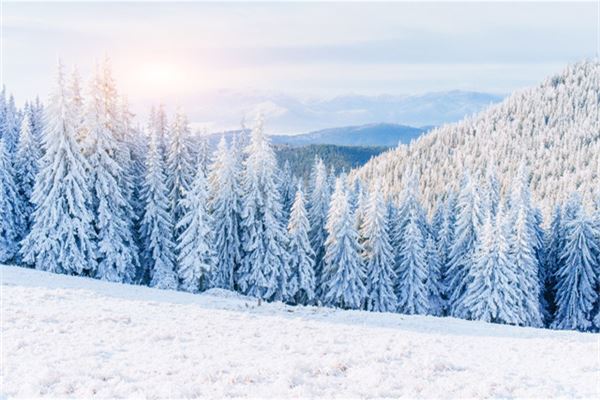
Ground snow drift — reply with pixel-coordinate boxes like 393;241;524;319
1;265;598;398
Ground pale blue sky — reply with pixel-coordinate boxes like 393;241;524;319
2;1;598;131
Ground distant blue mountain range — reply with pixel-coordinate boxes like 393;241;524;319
270;123;426;147
204;122;426;148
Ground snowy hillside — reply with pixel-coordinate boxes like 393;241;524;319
1;265;597;399
354;61;600;216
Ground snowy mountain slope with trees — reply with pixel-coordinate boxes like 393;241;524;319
354;61;600;217
1;265;597;399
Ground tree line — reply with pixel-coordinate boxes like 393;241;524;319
0;60;599;332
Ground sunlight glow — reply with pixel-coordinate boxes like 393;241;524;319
136;62;187;95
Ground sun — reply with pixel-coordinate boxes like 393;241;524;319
137;62;186;94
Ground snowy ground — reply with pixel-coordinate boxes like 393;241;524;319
1;265;598;399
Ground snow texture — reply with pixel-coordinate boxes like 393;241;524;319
1;265;598;399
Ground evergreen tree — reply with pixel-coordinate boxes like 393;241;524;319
21;62;97;275
176;168;215;293
396;205;429;315
14;112;41;237
507;167;543;327
322;177;366;309
445;171;483;318
361;182;396;313
208;137;243;290
279;160;295;221
485;162;500;217
425;235;444;316
287;184;316;305
307;156;331;298
461;209;522;324
544;205;564;319
166;110;195;234
437;192;457;312
85;67;139;283
1;94;20;153
0;139;22;263
140;127;177;289
552;197;599;331
238;117;290;301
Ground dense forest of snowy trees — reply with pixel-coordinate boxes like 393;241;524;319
1;60;599;332
355;62;600;219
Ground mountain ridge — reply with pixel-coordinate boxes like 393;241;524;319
353;61;600;217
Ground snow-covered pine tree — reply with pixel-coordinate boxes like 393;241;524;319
461;207;522;325
552;196;599;331
120;97;147;257
140;125;177;289
14;111;41;238
391;172;428;253
1;94;20;154
287;184;316;305
436;192;457;313
425;235;444;316
543;205;563;319
507;166;543;327
279;160;295;222
85;67;139;283
238;116;290;301
322;176;366;309
485;162;500;217
307;156;331;298
361;181;396;313
166;110;195;234
21;62;97;275
444;171;483;318
176;167;215;293
195;135;211;176
395;201;429;315
0;139;23;263
154;103;169;159
208;137;243;290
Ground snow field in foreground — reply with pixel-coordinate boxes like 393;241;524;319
1;265;598;398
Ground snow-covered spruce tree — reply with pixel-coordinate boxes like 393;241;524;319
425;235;444;316
99;61;138;251
308;156;331;298
507;167;543;327
552;196;599;331
391;172;428;253
444;171;483;318
436;192;457;313
395;203;429;315
485;162;500;217
140;126;177;289
14;111;41;237
1;94;20;154
279;160;295;221
208;137;243;290
361;181;396;313
166;110;195;235
391;172;430;314
461;208;522;325
120;97;147;261
287;184;316;305
0;139;23;263
21;62;97;275
238;117;290;301
176;167;215;293
84;67;139;283
543;205;564;318
322;176;367;309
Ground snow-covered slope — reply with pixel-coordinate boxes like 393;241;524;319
1;265;597;398
354;61;600;216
